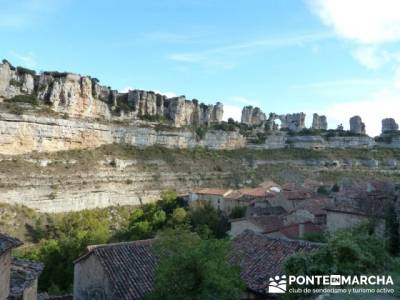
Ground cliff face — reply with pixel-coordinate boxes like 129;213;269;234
0;112;245;155
0;61;35;99
0;60;223;127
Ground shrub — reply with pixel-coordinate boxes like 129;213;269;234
16;66;36;77
317;186;329;195
195;127;207;140
5;94;39;106
229;206;247;219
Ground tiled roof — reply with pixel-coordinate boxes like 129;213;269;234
223;190;244;200
248;215;284;233
75;239;157;300
246;205;287;217
278;222;323;239
258;180;281;190
231;230;320;294
284;190;312;200
9;258;44;299
328;181;396;217
192;188;232;196
0;233;22;256
239;187;272;198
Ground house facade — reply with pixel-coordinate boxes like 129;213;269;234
0;233;43;300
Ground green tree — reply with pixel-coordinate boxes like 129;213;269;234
189;203;230;238
146;228;244;300
285;224;389;278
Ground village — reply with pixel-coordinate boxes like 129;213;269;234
1;177;397;300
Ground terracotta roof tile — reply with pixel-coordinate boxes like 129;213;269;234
192;188;232;196
231;230;320;294
76;239;157;300
9;258;44;299
0;233;22;256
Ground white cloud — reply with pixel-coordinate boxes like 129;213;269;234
230;96;260;107
153;90;177;98
307;0;400;136
308;0;400;44
223;105;242;122
0;0;64;28
290;78;389;89
9;51;37;69
352;46;391;69
168;32;331;69
319;88;400;136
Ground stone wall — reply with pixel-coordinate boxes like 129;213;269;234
0;251;11;300
74;255;110;300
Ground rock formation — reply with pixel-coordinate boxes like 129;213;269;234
265;112;306;132
0;60;35;100
382;118;399;133
241;106;267;125
0;60;223;127
349;116;366;135
311;113;327;130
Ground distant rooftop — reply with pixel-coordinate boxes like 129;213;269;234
231;230;320;295
0;233;22;256
74;239;157;300
9;258;44;299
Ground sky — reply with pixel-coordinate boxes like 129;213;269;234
1;0;400;136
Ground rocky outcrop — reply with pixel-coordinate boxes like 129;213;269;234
0;60;35;100
311;113;327;130
241;106;266;126
0;60;223;127
37;72;112;120
382;118;399;133
265;113;306;132
166;97;223;127
349;116;366;135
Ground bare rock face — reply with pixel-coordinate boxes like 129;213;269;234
311;113;328;130
350;116;366;135
241;106;266;125
280;113;306;132
0;61;35;100
37;72;111;119
0;60;224;127
382;118;399;133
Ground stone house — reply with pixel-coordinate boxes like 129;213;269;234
73;230;319;300
230;215;322;239
0;233;43;300
189;181;281;214
326;207;385;234
326;181;395;233
73;239;156;300
188;188;233;212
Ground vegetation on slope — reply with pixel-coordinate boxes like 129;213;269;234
14;191;229;293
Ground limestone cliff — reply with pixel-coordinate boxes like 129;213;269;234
0;60;223;127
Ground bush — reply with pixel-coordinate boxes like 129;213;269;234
5;94;39;106
229;206;247;219
285;224;389;279
317;186;329;195
195;127;207;140
16;66;36;77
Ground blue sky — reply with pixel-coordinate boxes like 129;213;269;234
1;0;400;135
